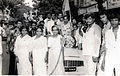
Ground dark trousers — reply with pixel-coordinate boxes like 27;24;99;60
9;51;17;75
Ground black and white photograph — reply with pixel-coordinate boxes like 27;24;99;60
0;0;120;76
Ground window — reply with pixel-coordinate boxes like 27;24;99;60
79;0;84;7
112;0;120;3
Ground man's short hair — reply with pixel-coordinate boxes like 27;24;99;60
16;20;23;24
84;13;95;19
30;21;37;26
99;11;107;16
110;14;119;20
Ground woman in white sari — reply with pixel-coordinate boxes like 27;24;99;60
14;26;32;75
31;27;48;75
48;25;65;75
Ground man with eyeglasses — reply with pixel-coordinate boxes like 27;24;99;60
61;15;72;36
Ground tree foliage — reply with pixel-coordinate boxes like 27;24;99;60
0;0;23;9
33;0;63;14
0;0;33;21
12;4;32;20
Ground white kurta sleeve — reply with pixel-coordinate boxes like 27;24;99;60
94;26;101;57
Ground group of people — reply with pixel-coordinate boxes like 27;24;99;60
1;10;80;75
13;25;65;75
80;11;120;76
0;7;120;76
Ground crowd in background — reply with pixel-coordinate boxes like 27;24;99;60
4;10;84;50
0;8;120;76
1;10;83;75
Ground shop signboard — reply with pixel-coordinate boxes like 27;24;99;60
84;0;97;6
86;4;98;13
78;0;98;15
107;0;120;9
78;4;98;15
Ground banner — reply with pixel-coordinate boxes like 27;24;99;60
78;4;98;15
62;0;71;21
62;0;70;15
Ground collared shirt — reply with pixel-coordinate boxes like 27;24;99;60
82;23;101;57
102;21;111;46
105;25;120;64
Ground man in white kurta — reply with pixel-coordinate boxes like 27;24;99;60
61;16;72;36
97;12;111;76
44;19;54;35
44;14;54;35
82;13;101;76
104;29;116;76
104;15;120;76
